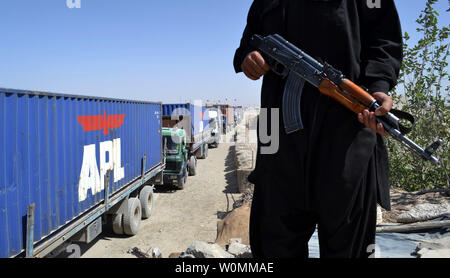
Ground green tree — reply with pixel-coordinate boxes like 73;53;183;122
388;0;449;192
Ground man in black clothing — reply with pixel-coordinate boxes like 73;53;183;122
233;0;403;258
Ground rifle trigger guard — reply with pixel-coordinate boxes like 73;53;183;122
270;61;289;78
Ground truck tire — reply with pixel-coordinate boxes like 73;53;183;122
112;213;124;235
177;173;187;190
200;144;208;159
188;156;197;176
123;198;142;236
139;186;154;219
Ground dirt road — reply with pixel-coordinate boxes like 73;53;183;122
78;141;240;258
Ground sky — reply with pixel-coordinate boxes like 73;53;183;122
0;0;448;107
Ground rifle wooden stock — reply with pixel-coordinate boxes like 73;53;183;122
318;79;366;114
340;79;376;107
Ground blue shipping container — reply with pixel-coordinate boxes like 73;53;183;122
0;88;163;257
162;103;205;136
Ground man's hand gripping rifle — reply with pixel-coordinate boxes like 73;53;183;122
250;34;442;166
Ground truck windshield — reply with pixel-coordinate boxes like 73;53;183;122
164;136;180;154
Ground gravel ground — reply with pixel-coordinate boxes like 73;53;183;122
77;141;241;258
382;187;449;223
60;130;448;258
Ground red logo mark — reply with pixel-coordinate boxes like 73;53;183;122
77;111;126;135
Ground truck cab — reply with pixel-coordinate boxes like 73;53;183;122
162;127;190;189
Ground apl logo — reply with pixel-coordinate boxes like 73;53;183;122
77;111;126;202
77;111;126;135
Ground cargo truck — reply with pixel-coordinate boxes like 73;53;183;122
161;127;190;189
0;88;165;258
205;106;222;148
234;106;243;125
207;104;235;133
222;105;235;131
161;103;213;189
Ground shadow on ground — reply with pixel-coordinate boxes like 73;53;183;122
217;144;240;220
154;184;179;194
49;214;143;258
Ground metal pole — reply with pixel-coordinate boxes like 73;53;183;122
141;154;147;184
104;170;111;209
25;203;36;258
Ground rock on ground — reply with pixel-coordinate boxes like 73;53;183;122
415;237;450;258
215;203;251;248
396;204;450;223
168;252;182;258
179;253;196;258
185;241;234;258
417;249;450;258
381;187;449;224
227;242;252;258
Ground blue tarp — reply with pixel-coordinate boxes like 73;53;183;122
308;224;449;258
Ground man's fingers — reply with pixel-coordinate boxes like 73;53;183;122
363;110;370;128
373;92;393;116
375;106;387;116
242;57;263;79
252;52;270;72
242;63;260;80
358;113;364;124
247;56;267;76
376;123;388;136
244;71;259;80
360;109;389;136
362;110;378;134
241;51;271;81
244;72;258;80
375;102;390;116
369;112;377;132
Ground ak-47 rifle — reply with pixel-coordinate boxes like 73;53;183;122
250;34;442;166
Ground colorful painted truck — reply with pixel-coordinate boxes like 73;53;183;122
0;88;165;258
161;103;213;188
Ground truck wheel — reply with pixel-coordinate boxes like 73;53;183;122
123;198;142;236
201;144;208;159
139;186;154;219
188;156;197;176
112;213;124;235
177;174;187;190
213;141;219;148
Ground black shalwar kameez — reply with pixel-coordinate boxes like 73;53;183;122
233;0;403;258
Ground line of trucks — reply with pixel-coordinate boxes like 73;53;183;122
0;88;242;258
